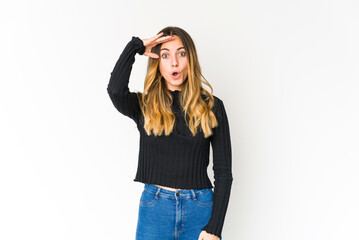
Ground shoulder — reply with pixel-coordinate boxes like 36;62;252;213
200;93;224;111
211;95;229;124
201;93;223;104
212;95;225;111
212;95;222;104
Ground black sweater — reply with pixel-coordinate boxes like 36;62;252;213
107;36;233;239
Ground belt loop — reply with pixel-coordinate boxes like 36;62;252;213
190;189;196;198
156;187;161;196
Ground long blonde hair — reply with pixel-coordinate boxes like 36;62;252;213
135;26;218;138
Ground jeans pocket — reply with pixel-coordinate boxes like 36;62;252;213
193;189;213;206
139;189;159;207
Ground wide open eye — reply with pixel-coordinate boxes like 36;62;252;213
179;52;186;57
162;53;168;59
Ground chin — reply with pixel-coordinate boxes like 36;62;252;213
171;80;184;86
163;75;185;88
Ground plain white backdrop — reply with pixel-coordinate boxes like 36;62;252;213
1;0;358;239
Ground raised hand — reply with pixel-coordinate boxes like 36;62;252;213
198;230;220;240
141;32;175;59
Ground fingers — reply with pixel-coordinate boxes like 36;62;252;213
147;35;174;50
142;32;164;47
141;32;175;59
148;34;174;47
149;32;164;41
156;35;175;44
156;35;175;43
149;53;160;59
142;33;173;48
143;51;160;59
150;32;174;44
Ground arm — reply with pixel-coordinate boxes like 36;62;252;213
202;97;234;239
107;36;146;124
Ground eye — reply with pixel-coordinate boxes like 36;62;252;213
179;52;186;57
161;53;168;59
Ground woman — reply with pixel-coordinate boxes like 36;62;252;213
107;26;233;240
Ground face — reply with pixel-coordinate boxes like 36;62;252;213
159;35;188;91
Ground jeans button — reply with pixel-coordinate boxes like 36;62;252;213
176;192;180;196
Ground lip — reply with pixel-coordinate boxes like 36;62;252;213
171;71;180;80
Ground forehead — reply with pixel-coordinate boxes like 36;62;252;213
160;35;184;50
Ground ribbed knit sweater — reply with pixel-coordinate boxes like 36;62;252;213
107;36;233;239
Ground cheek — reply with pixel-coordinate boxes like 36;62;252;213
182;62;188;73
159;62;165;75
182;58;188;69
159;61;169;74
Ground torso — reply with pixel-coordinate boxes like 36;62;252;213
154;184;183;191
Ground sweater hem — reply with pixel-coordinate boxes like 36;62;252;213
133;179;214;190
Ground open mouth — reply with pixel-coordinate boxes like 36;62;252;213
172;71;179;77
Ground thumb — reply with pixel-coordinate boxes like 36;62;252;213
143;50;159;59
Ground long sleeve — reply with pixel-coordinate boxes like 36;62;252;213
201;97;234;239
107;36;146;124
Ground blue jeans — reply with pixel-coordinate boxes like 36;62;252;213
136;183;222;240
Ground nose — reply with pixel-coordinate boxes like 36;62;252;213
171;55;178;67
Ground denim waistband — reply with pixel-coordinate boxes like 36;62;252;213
144;183;213;200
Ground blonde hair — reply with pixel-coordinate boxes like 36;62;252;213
136;26;218;138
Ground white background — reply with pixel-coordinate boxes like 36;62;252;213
1;0;358;239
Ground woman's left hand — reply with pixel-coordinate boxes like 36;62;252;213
198;230;220;240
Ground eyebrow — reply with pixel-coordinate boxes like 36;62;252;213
160;47;185;52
